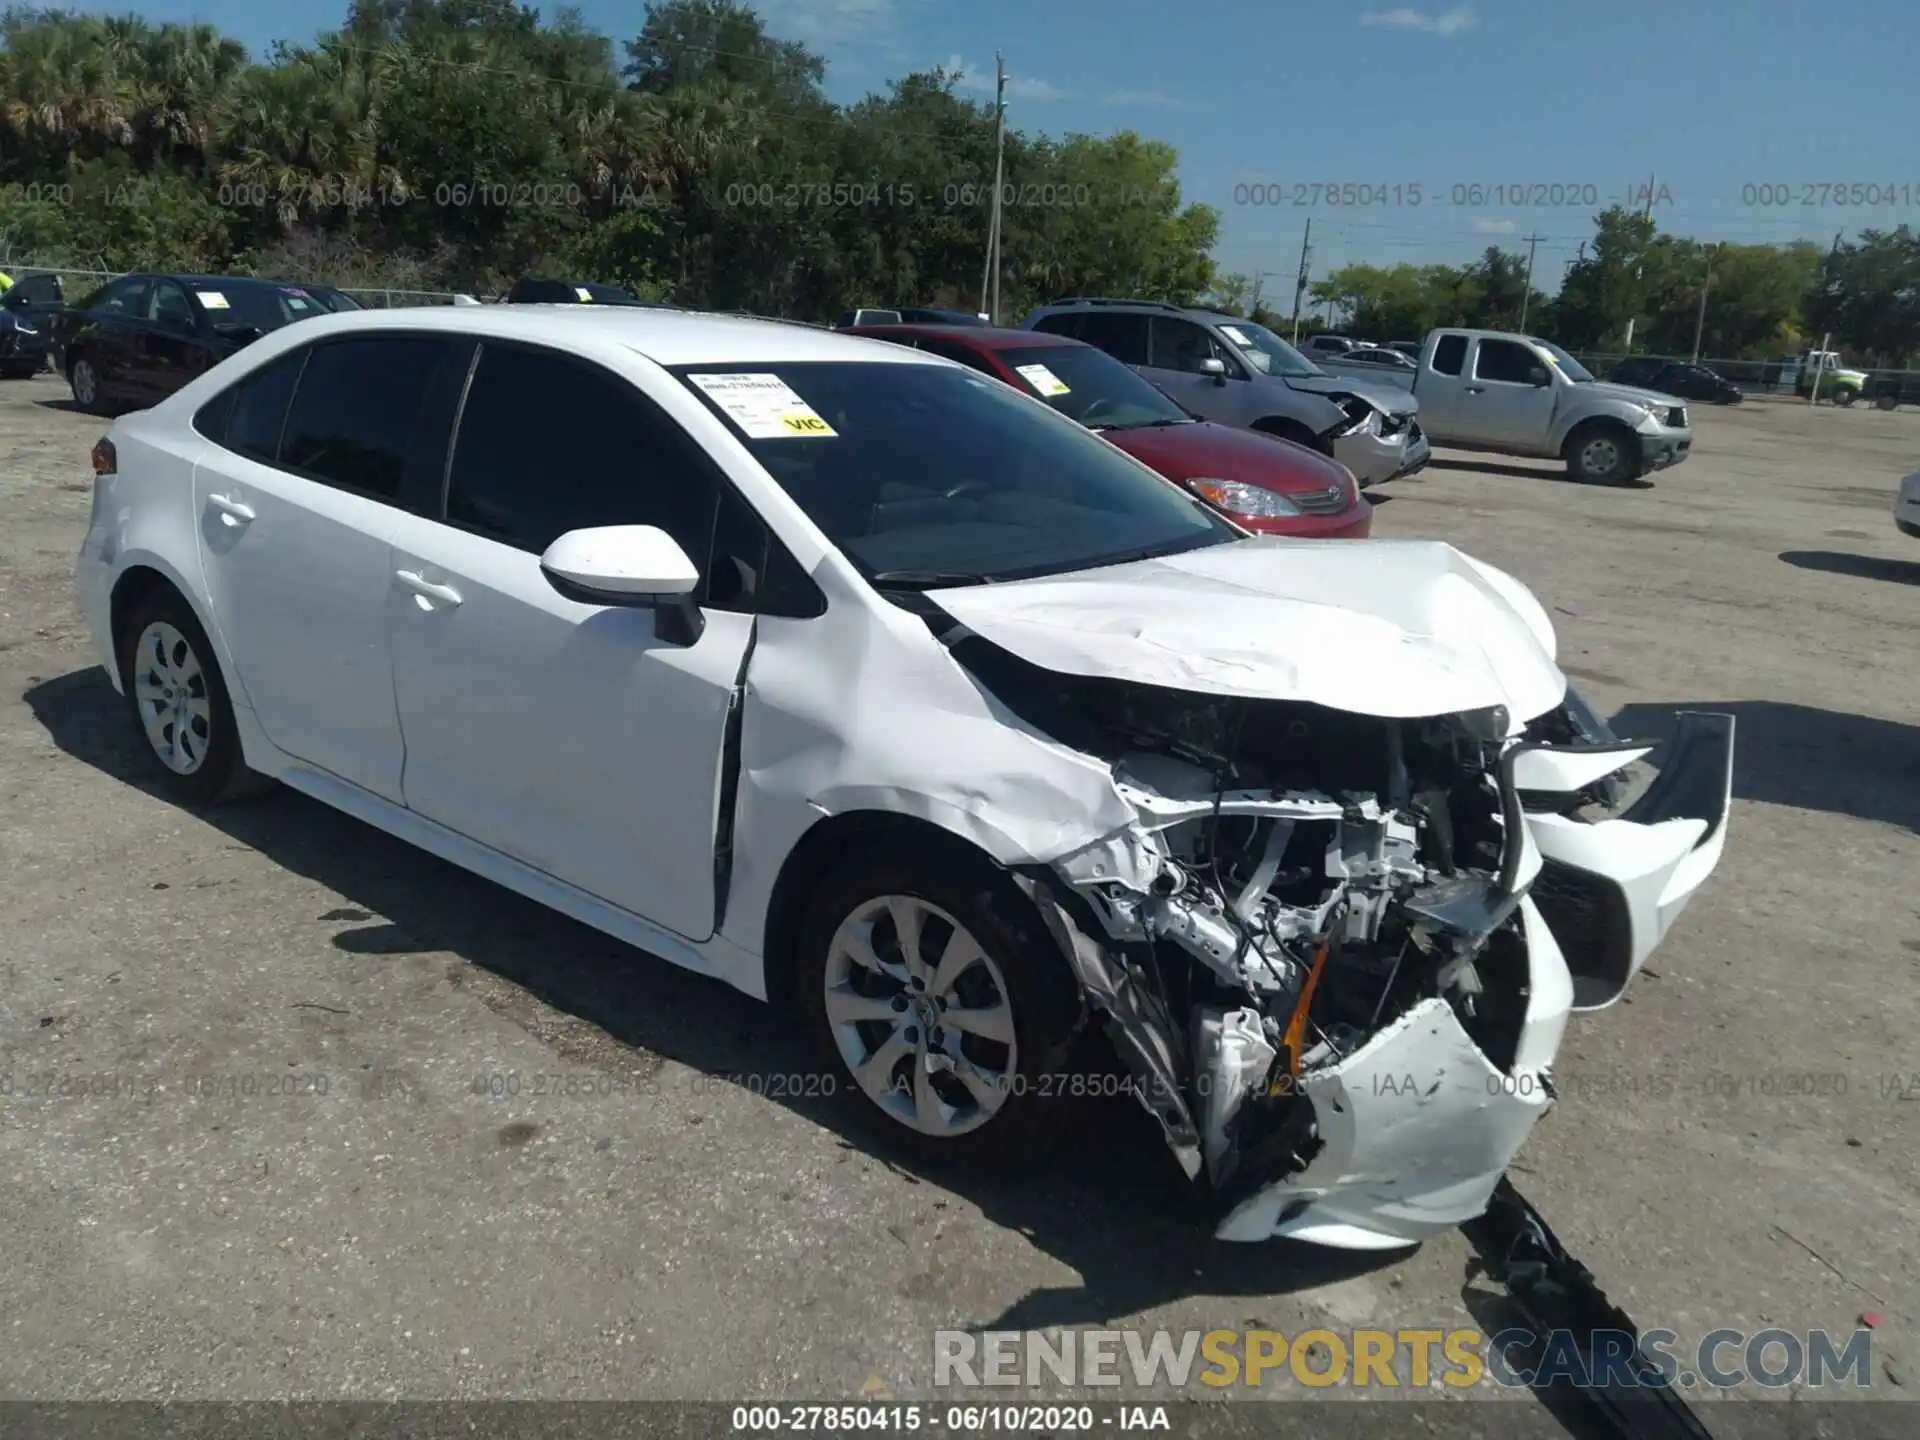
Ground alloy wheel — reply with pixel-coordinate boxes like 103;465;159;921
822;894;1019;1138
72;358;97;408
131;621;213;774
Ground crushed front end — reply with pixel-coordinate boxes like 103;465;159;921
957;642;1733;1248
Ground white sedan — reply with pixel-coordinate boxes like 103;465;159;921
75;305;1734;1249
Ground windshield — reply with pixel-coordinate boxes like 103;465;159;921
1535;340;1595;382
1210;319;1322;378
999;345;1192;431
674;361;1237;585
191;280;329;334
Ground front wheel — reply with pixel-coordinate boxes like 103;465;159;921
796;838;1085;1167
1564;423;1640;485
1832;386;1858;408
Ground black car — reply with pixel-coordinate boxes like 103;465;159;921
0;272;66;378
1611;357;1742;405
504;277;667;306
52;273;352;414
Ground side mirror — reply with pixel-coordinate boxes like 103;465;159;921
1201;356;1228;385
1528;366;1551;386
540;524;706;646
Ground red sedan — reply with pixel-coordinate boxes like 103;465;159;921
843;323;1372;538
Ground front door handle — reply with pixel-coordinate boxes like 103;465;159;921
395;569;463;608
1464;385;1485;394
207;493;255;524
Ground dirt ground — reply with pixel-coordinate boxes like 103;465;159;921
1;368;1914;1418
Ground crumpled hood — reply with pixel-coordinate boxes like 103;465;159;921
932;537;1567;721
1282;371;1418;415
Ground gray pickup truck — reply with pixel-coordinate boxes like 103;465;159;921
1316;327;1693;484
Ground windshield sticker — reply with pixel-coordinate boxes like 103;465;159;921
1014;362;1071;396
196;291;230;310
1218;325;1252;347
688;372;838;438
575;287;594;301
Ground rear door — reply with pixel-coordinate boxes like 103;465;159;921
191;334;466;800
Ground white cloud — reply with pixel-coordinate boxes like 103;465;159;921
1105;89;1209;112
760;0;904;48
943;53;1071;101
1359;5;1478;35
1475;218;1517;234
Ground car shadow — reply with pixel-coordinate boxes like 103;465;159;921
32;397;90;414
1611;699;1920;833
1425;457;1655;490
1780;549;1920;586
24;664;1411;1326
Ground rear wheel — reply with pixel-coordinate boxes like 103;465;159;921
69;353;106;413
796;837;1085;1168
115;587;269;805
1564;422;1639;485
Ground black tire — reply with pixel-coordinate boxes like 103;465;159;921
1563;421;1640;485
68;352;107;413
796;835;1086;1170
1833;386;1858;408
115;586;270;805
1875;393;1899;411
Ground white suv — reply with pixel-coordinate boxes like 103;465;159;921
75;306;1733;1248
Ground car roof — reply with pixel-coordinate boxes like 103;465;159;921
232;305;942;367
846;323;1085;352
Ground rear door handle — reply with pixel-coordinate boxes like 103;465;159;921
395;569;463;608
207;493;255;524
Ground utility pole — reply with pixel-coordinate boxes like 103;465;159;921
1622;172;1655;351
1290;217;1313;343
1518;231;1545;330
978;53;1007;324
1689;243;1716;363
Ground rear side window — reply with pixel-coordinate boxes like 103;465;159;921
280;337;453;499
219;349;306;462
1074;312;1150;365
444;343;719;571
1430;334;1467;376
1030;311;1084;340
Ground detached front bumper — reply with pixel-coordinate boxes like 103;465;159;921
1214;710;1735;1247
1334;417;1428;487
1637;429;1692;472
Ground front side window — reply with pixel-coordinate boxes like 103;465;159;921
280;337;452;498
150;281;195;329
95;277;152;316
1475;339;1543;384
1211;319;1321;378
675;361;1237;587
445;343;720;571
1149;318;1241;377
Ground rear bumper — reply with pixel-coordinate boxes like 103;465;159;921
1638;431;1692;472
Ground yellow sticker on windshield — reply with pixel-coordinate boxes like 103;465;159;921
1014;362;1071;396
779;412;836;436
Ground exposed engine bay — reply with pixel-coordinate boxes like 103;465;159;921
940;627;1734;1245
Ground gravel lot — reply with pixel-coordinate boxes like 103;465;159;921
1;370;1915;1414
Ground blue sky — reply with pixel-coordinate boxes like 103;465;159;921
123;0;1920;292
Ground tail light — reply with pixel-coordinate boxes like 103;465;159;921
91;436;116;476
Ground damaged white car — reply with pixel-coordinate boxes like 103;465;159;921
75;307;1734;1249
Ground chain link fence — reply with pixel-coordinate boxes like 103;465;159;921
1558;350;1920;408
0;246;487;307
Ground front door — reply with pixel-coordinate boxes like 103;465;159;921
1139;316;1248;422
385;340;753;941
1465;337;1562;451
